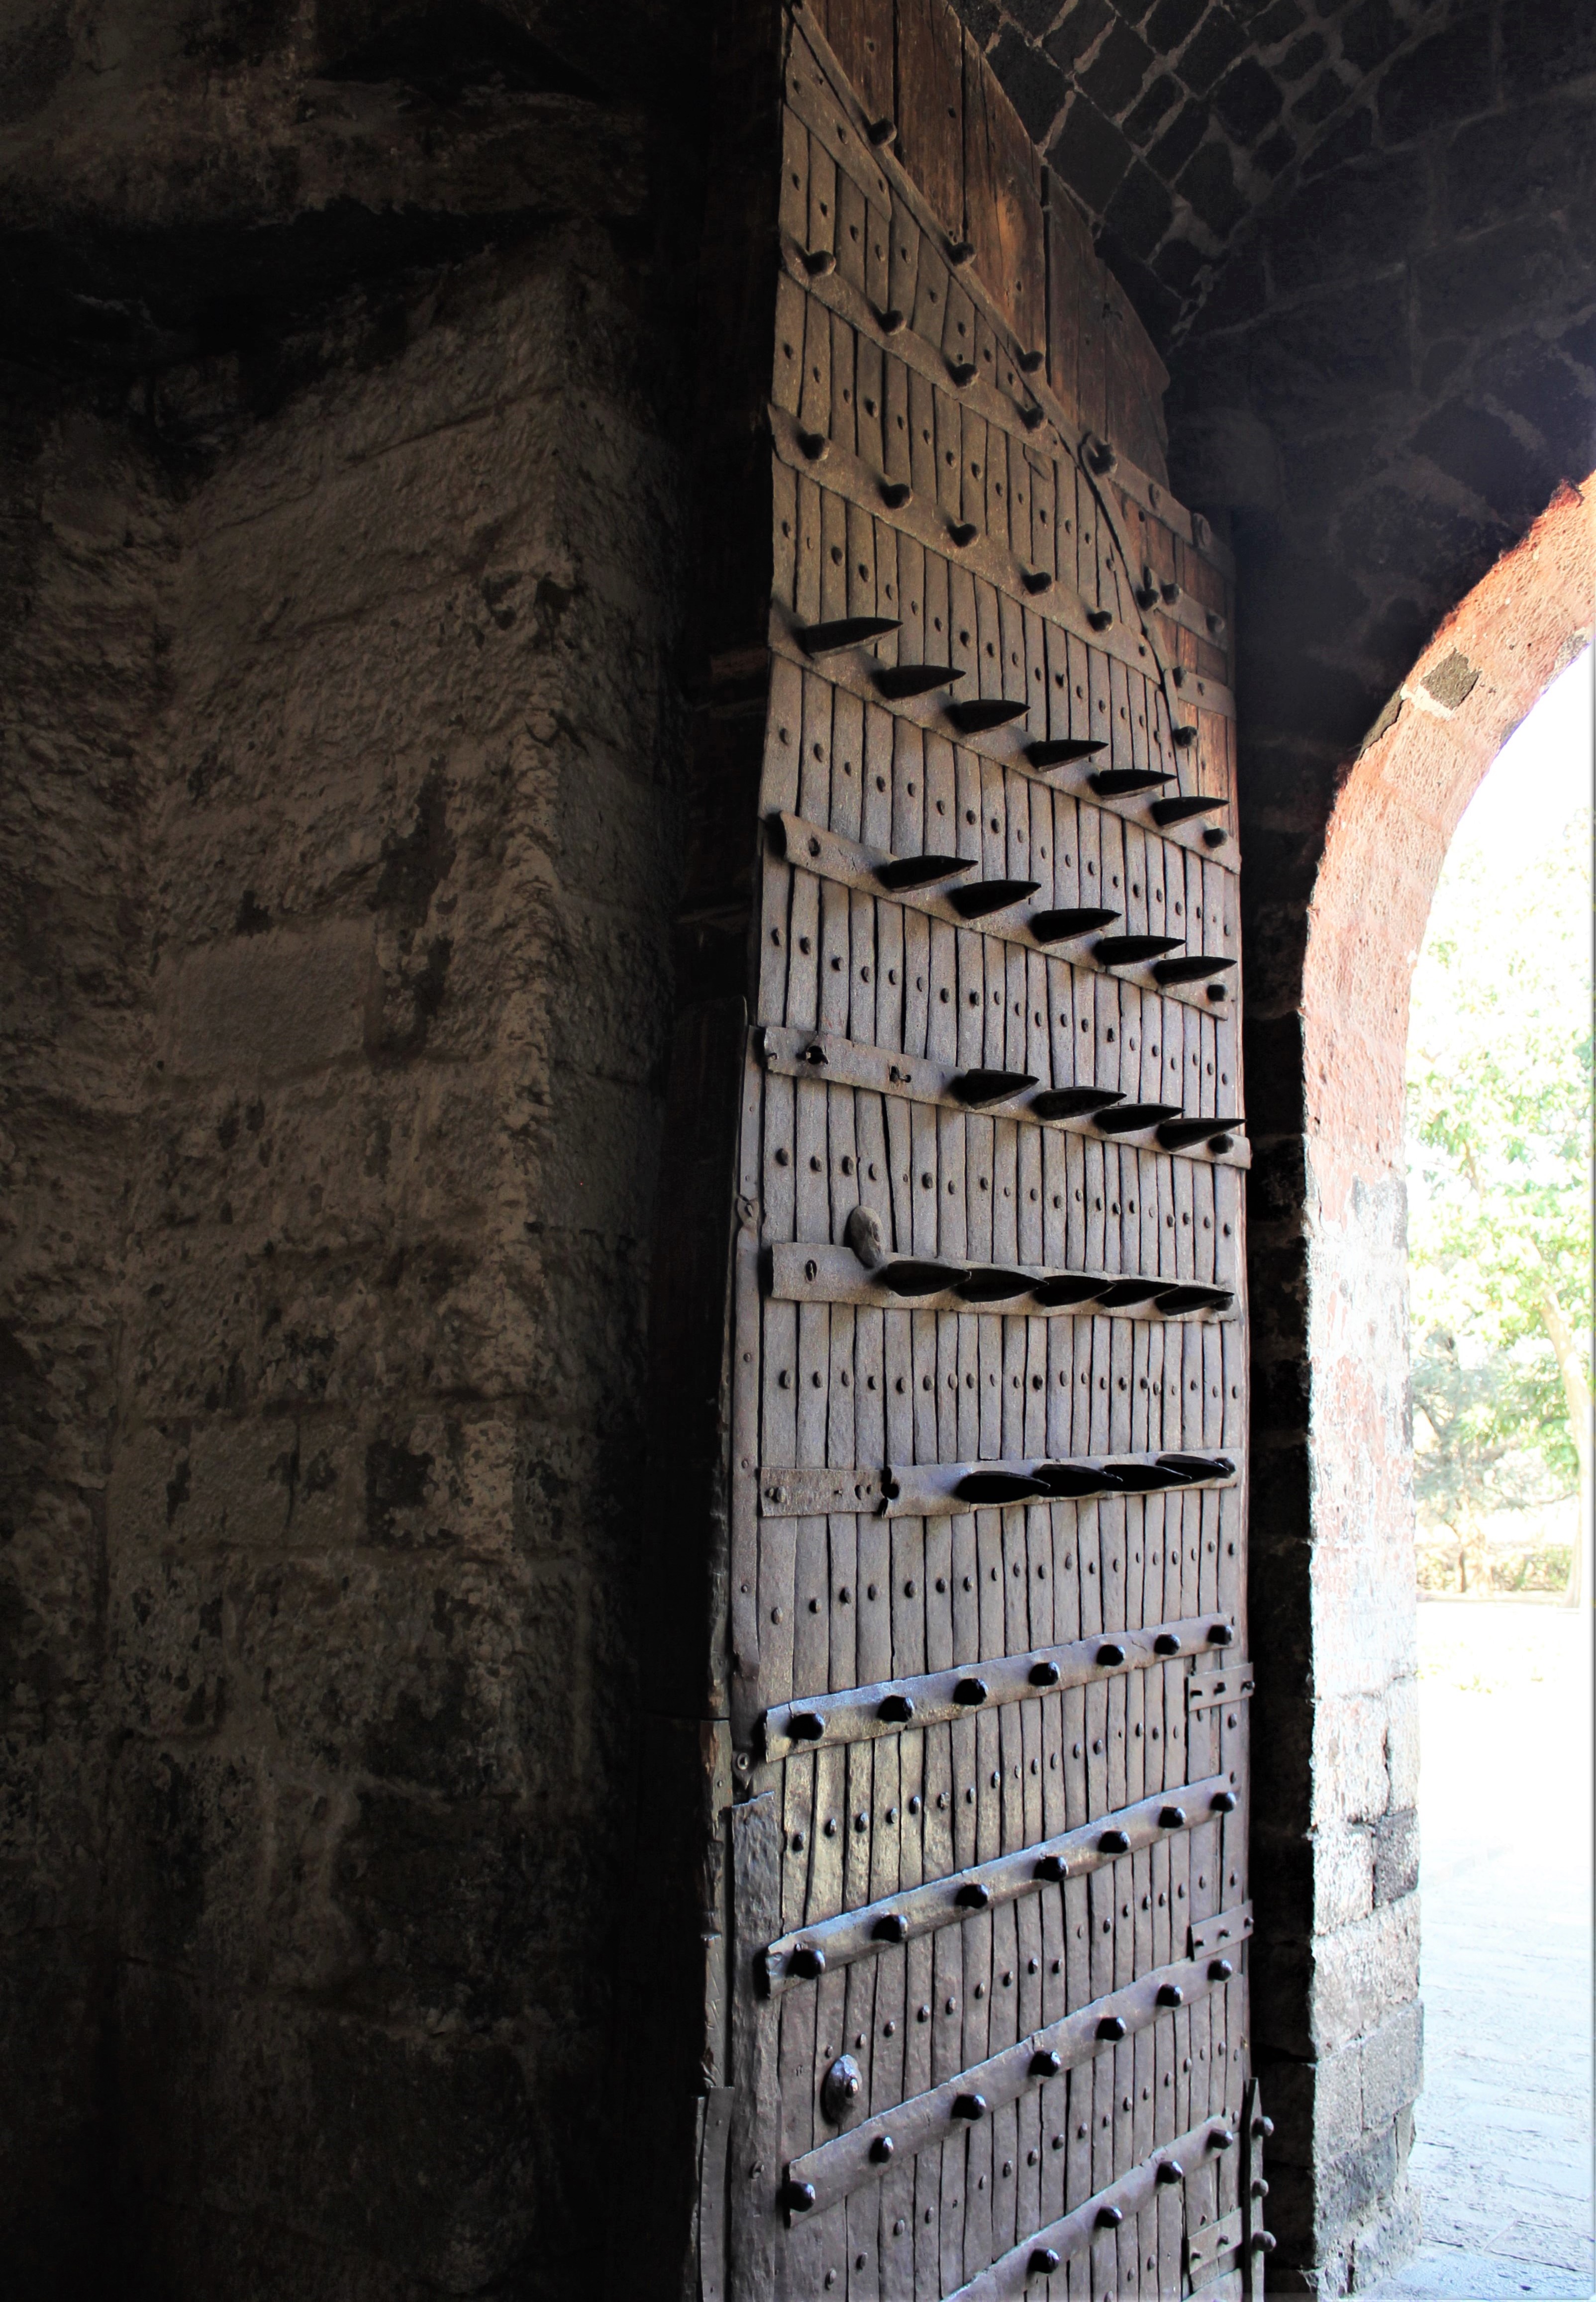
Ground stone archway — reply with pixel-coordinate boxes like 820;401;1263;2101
1247;476;1593;2292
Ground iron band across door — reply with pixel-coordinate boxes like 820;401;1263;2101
763;1772;1236;1993
768;1239;1236;1317
757;1453;1238;1520
762;1611;1234;1759
783;1914;1252;2215
768;809;1235;990
756;1026;1251;1167
942;2113;1258;2302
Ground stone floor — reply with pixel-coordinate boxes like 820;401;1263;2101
1363;1601;1594;2301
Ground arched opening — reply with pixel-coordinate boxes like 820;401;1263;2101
1283;477;1593;2291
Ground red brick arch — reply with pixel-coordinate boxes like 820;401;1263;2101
1252;476;1592;2289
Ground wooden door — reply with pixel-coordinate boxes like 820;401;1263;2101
661;4;1269;2294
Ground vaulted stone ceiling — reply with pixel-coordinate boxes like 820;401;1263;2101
951;0;1488;344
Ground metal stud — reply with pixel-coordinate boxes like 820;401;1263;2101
1019;403;1046;431
1087;609;1113;631
1159;1804;1187;1829
1208;1624;1235;1646
1028;1658;1061;1687
955;1676;990;1706
1253;2231;1278;2254
1033;1851;1069;1882
789;1944;826;1979
1210;1788;1237;1813
1208;2127;1236;2152
947;698;1028;735
870;2133;895;2162
1153;1633;1181;1656
872;1912;909;1944
781;2179;817;2213
1096;1641;1126;1667
874;661;962;699
949;519;979;547
1096;2014;1128;2041
877;1692;915;1723
1028;2246;1061;2277
1095;2204;1124;2231
1023;569;1053;595
1253;2116;1275;2140
1208;1958;1233;1983
1252;2178;1269;2198
1156;2159;1184;2186
1025;736;1107;768
947;359;977;388
1085;435;1117;474
1207;609;1227;638
1157;1983;1184;2007
868;115;897;146
878;480;911;510
948;238;976;266
1030;2048;1062;2079
1162;581;1182;606
955;1881;991;1909
790;1712;825;1742
803;248;837;276
797;429;829;462
1203;828;1229;849
1171;724;1197;747
1097;1831;1131;1857
877;307;906;335
952;2093;987;2122
821;2055;863;2122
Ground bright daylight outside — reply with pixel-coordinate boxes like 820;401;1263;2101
1370;648;1594;2302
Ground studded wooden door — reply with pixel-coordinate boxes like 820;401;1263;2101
665;3;1269;2295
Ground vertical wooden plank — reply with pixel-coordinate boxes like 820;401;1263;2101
894;0;964;241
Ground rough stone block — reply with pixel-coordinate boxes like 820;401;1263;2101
1358;1996;1423;2130
1372;1804;1418;1904
1312;1818;1376;1934
164;924;379;1083
1308;1894;1420;2055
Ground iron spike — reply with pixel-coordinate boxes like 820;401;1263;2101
1027;1083;1123;1118
799;615;902;657
1150;794;1226;827
874;661;963;699
1029;906;1121;944
1025;736;1107;768
949;1064;1038;1102
1151;955;1236;986
948;882;1041;921
1090;768;1176;797
874;851;977;892
947;697;1028;734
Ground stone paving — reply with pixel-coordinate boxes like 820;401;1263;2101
1364;1602;1594;2301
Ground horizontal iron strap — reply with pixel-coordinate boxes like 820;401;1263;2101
779;36;1234;585
1189;2205;1246;2282
758;1454;1238;1521
763;1612;1232;1760
768;396;1229;747
769;812;1237;1005
768;1242;1236;1323
766;413;1237;736
944;2114;1242;2302
785;1915;1251;2213
757;1025;1251;1169
762;1773;1231;1994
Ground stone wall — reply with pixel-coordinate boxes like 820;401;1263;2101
0;15;702;2286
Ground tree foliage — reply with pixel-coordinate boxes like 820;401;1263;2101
1406;800;1592;1597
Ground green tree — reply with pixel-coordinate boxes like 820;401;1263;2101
1410;1329;1575;1591
1406;805;1592;1604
